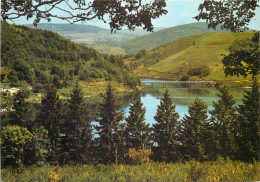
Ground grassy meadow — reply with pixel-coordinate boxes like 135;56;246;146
2;158;259;182
132;32;254;81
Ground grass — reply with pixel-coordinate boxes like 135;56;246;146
133;32;254;81
1;158;259;182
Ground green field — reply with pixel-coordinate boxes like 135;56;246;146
132;32;254;81
2;159;259;182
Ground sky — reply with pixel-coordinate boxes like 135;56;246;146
9;0;260;31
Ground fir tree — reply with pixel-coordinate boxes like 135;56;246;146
37;84;63;163
95;84;124;164
124;89;150;149
180;97;209;161
210;87;237;159
237;79;259;162
153;89;180;162
12;90;30;127
61;83;92;164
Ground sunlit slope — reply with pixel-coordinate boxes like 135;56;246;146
134;32;254;81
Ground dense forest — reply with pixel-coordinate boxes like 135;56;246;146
1;80;259;169
1;21;140;90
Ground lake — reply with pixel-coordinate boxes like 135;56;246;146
88;78;248;126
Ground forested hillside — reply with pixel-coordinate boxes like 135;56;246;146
122;22;253;54
1;21;140;91
128;32;254;81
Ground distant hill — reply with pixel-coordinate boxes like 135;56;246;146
25;23;162;54
1;21;140;90
122;22;254;54
128;32;254;81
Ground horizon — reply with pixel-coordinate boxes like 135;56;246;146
8;0;260;31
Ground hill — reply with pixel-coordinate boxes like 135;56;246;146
1;21;140;94
128;32;254;81
122;22;254;54
25;23;161;55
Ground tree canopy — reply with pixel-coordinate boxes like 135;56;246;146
194;0;259;32
1;0;167;32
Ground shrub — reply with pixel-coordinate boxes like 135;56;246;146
126;145;152;164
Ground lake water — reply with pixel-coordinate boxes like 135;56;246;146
88;78;248;126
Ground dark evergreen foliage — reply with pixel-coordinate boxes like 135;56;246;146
210;87;238;159
37;84;64;163
236;79;259;162
11;90;30;127
179;97;209;161
124;89;150;149
95;84;124;164
153;89;180;162
60;83;93;164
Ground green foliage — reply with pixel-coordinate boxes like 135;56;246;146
1;159;259;182
37;85;64;163
124;89;150;149
1;21;140;90
188;66;210;78
123;22;232;54
180;97;209;161
236;79;259;162
1;125;33;168
153;89;180;162
11;90;31;127
129;32;254;81
61;83;93;164
210;87;238;159
95;84;125;164
24;127;49;166
222;32;259;78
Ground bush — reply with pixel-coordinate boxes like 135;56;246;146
125;145;152;165
188;66;210;77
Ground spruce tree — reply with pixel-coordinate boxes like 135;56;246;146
237;79;259;162
210;87;237;159
153;89;180;162
95;84;124;164
61;83;92;164
12;90;30;127
180;97;209;161
124;88;150;149
37;84;63;163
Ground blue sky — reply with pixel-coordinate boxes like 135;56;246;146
10;0;260;30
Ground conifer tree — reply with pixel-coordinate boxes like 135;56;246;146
12;90;30;127
237;79;259;162
180;97;209;161
124;88;150;149
95;84;124;164
61;83;92;164
153;89;180;162
37;84;63;163
210;87;237;159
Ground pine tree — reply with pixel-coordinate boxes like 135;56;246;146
12;90;30;127
37;84;63;163
153;89;180;162
124;88;150;149
95;84;124;164
210;87;237;159
180;97;209;161
61;83;92;164
237;79;259;162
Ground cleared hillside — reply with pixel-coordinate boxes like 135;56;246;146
122;22;254;54
129;32;254;81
